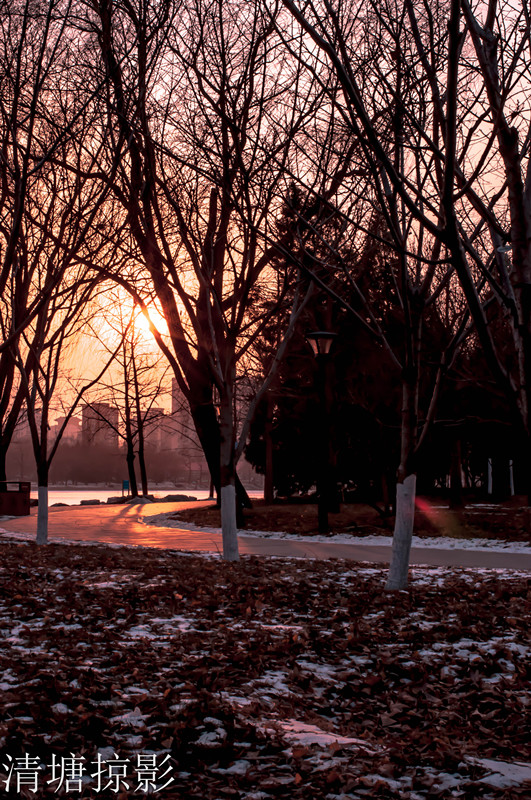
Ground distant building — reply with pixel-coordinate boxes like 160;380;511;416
170;380;195;448
169;378;262;489
143;406;175;451
12;409;42;443
82;403;119;448
170;379;208;480
51;415;81;443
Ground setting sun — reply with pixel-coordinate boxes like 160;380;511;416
135;305;169;339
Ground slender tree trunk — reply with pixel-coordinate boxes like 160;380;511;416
218;384;239;561
386;373;418;590
386;473;416;590
138;445;148;496
132;352;149;496
36;464;48;545
126;443;138;497
123;372;138;496
137;421;148;496
264;393;274;504
190;400;251;511
0;444;7;492
449;435;463;509
382;471;392;517
487;457;493;496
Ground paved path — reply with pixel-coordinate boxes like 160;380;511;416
1;501;530;571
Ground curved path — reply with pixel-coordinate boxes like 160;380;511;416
1;500;530;570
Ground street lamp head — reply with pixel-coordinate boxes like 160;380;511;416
306;330;337;357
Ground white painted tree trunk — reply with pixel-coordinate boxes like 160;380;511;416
218;382;239;562
385;474;416;590
221;484;239;561
36;485;48;545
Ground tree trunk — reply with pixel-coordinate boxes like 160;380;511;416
381;471;392;517
0;444;7;492
386;370;418;590
190;400;252;510
449;436;463;509
36;465;49;545
264;393;274;504
218;387;239;561
126;445;138;497
220;483;238;558
487;457;493;496
386;474;416;590
138;440;148;496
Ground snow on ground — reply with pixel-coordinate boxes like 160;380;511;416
0;541;529;797
260;719;383;754
0;528;222;557
465;757;531;789
143;512;531;552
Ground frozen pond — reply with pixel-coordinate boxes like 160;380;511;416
32;487;263;507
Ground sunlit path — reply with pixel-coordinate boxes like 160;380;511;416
1;501;530;571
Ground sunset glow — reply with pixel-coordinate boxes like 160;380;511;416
1;0;530;791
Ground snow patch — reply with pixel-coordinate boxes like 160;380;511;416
110;708;149;728
466;757;531;788
211;760;250;775
51;703;71;715
262;718;382;754
144;513;531;552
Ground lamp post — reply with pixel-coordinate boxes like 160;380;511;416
306;330;337;534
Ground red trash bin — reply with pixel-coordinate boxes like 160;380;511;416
0;482;31;516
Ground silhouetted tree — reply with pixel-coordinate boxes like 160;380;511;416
279;0;515;588
81;0;323;557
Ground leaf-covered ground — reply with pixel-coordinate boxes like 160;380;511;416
0;538;529;798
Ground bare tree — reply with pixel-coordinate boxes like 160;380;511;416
8;98;120;543
457;0;531;492
86;297;171;498
0;0;116;486
15;270;117;543
75;0;323;558
0;0;72;484
277;0;494;587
